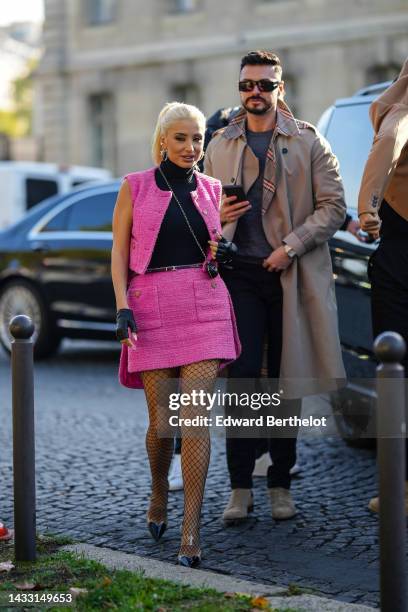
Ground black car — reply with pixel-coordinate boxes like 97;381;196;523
317;81;392;441
0;182;120;357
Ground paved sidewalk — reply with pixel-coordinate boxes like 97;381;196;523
64;543;378;611
1;342;407;609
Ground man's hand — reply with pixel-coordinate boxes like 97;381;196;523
346;218;377;243
359;212;381;239
346;218;361;238
262;246;294;272
220;194;251;224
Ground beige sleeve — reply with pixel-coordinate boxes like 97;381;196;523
358;107;408;216
283;133;347;256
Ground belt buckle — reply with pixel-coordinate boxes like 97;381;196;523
170;265;177;271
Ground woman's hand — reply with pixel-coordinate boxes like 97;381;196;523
208;235;238;263
116;309;138;347
220;194;251;225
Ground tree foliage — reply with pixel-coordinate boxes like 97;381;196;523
0;57;38;137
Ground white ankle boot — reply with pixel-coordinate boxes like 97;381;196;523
268;487;297;520
222;489;254;524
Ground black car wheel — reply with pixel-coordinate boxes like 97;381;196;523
331;389;376;449
0;279;61;359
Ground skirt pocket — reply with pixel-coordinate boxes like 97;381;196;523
193;278;230;322
127;285;162;330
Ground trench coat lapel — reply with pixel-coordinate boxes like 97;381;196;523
223;102;300;216
261;100;300;216
224;110;258;192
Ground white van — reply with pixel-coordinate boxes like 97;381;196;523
0;161;112;228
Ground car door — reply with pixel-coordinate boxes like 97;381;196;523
323;100;378;376
28;186;118;333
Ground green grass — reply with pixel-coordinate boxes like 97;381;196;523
0;534;302;611
284;583;318;597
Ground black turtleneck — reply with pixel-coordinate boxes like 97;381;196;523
148;158;209;268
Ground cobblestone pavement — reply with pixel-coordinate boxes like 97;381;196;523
1;341;406;608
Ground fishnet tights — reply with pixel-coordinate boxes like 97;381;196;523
141;368;177;525
141;359;219;558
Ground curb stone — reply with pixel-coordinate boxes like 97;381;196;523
62;544;378;611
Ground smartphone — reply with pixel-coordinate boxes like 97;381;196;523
222;184;247;204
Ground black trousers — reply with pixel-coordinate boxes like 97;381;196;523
221;263;301;490
369;240;408;478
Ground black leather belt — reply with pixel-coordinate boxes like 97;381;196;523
145;263;203;273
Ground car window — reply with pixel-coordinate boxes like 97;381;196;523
66;191;116;232
40;207;70;232
325;103;374;212
26;178;59;210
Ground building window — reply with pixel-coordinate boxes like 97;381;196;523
88;93;116;171
366;64;400;85
168;0;199;14
85;0;116;26
170;83;200;106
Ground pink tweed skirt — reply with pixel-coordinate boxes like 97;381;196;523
119;267;241;388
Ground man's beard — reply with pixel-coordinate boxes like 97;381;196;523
243;97;273;115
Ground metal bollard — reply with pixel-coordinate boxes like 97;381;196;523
374;331;407;612
9;315;36;562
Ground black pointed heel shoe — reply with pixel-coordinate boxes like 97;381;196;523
147;521;167;542
177;554;201;568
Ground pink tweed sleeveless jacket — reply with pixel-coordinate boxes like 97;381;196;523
124;167;223;274
118;167;241;389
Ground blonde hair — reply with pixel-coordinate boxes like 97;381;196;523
151;102;206;165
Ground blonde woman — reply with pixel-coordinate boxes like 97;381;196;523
111;102;240;567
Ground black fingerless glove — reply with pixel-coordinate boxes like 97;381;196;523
116;308;138;342
215;236;238;264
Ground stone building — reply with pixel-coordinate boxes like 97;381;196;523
36;0;408;175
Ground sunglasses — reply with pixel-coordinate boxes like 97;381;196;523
238;79;281;92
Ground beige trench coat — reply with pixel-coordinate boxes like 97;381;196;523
204;102;347;398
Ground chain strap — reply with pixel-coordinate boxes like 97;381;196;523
158;166;207;261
